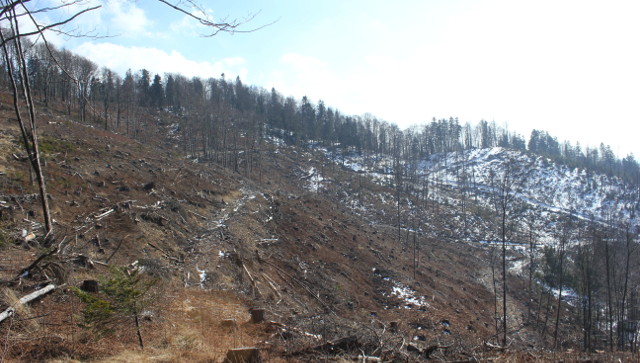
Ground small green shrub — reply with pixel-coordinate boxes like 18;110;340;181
72;265;157;349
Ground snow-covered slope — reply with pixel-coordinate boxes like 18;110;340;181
325;146;639;244
428;148;636;222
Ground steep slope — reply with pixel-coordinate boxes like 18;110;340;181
334;146;639;244
0;100;633;361
0;106;516;361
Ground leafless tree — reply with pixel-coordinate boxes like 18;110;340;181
0;0;259;248
488;156;528;346
553;205;573;349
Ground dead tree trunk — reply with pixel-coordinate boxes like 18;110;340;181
0;284;56;324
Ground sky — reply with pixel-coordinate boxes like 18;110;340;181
38;0;640;158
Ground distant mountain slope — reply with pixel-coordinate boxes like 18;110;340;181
330;146;639;244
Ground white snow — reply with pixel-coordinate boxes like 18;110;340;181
389;282;429;309
195;265;207;289
302;167;326;192
316;146;638;245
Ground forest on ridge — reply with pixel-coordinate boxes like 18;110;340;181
13;40;640;187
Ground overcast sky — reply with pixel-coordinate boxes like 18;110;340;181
42;0;640;157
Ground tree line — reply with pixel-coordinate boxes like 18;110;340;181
2;39;637;186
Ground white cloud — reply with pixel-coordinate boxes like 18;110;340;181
72;42;248;80
27;0;153;46
102;0;154;37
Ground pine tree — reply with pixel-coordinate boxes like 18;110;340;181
73;266;157;349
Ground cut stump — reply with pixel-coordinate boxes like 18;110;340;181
390;321;399;333
221;319;237;328
80;280;99;292
249;308;265;323
224;347;261;363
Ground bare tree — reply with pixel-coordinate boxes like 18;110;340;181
0;0;259;254
553;206;573;349
489;156;528;346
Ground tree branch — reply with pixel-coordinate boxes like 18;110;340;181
0;5;101;47
155;0;275;36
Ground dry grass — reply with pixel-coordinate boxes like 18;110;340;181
0;284;272;362
75;287;267;362
0;123;23;188
1;288;42;334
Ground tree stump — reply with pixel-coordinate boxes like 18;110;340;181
221;319;237;328
80;280;99;293
224;347;261;363
390;321;399;333
249;308;265;323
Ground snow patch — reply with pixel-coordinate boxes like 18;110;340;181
195;265;207;289
303;167;326;192
389;282;429;309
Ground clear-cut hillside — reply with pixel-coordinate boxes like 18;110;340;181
332;146;639;245
0;95;637;361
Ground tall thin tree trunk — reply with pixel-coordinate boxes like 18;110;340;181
491;249;500;342
502;206;507;347
134;313;144;349
605;239;614;351
1;17;53;235
553;242;564;349
619;224;633;350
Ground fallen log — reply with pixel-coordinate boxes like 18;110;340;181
355;356;382;362
0;284;56;324
147;242;182;264
188;210;207;220
264;261;334;314
94;209;114;220
290;335;360;356
16;237;68;280
483;341;506;351
261;273;282;299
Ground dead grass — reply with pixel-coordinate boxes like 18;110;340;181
67;288;266;363
0;283;270;362
0;126;23;187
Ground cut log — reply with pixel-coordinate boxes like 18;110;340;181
188;210;207;220
23;232;36;243
0;284;56;324
94;209;114;220
356;356;382;362
224;347;261;363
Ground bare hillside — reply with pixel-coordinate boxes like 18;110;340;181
0;98;633;362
